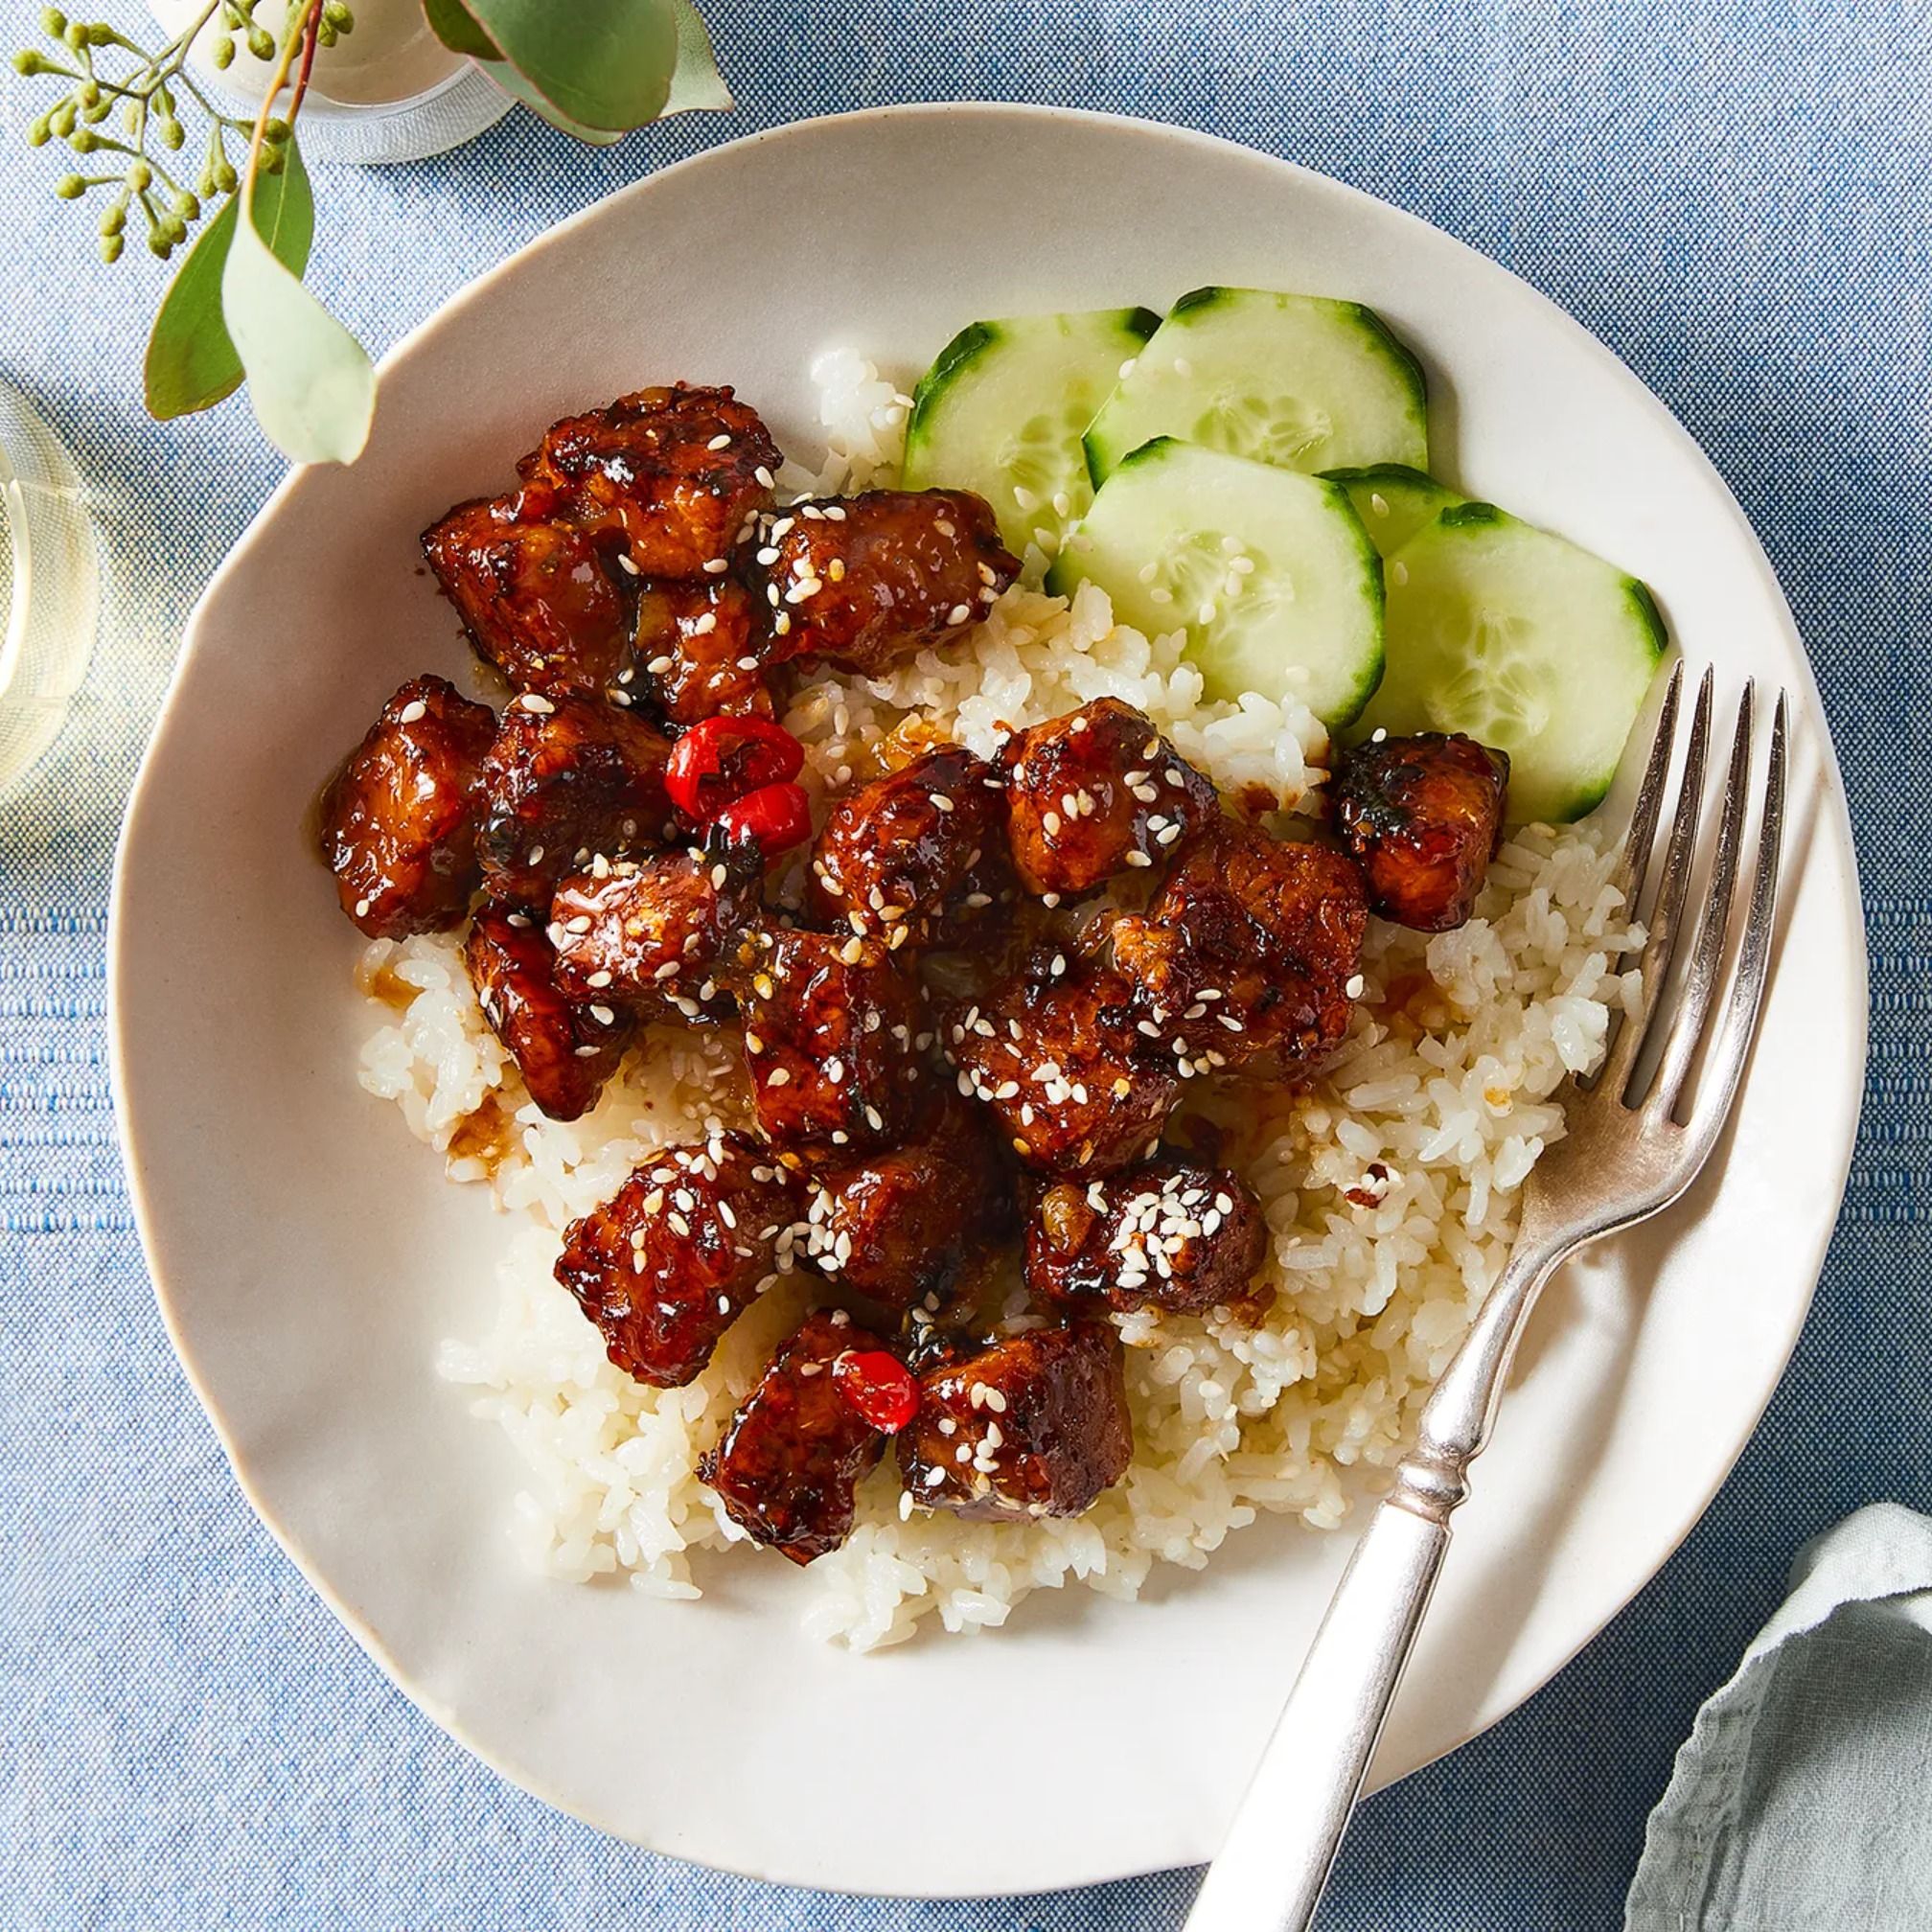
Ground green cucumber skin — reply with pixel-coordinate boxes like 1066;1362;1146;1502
1322;464;1463;558
1082;288;1431;485
1050;437;1386;728
903;319;1001;461
904;306;1161;469
1364;505;1669;824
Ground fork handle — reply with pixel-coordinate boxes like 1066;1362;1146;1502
1182;1480;1454;1932
1184;1233;1567;1932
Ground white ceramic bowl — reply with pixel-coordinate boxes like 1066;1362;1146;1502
110;105;1865;1897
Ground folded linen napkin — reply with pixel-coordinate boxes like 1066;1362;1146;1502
1625;1503;1932;1930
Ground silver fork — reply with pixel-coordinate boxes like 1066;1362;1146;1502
1184;665;1787;1932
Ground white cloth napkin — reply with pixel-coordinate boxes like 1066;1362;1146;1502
1626;1504;1932;1929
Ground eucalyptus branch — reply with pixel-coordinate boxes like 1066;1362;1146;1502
14;0;730;455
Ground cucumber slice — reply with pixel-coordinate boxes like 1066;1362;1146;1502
903;307;1161;559
1083;287;1430;484
1322;464;1464;557
1359;501;1668;823
1047;437;1385;728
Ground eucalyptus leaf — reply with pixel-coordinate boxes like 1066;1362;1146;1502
143;145;315;423
478;58;625;145
420;0;500;62
221;138;374;465
463;0;678;131
664;0;730;115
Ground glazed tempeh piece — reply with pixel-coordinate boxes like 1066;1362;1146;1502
421;493;632;697
554;1132;801;1387
1026;1158;1272;1322
807;744;1010;945
1333;730;1509;932
476;691;676;906
897;1322;1133;1520
519;384;779;579
748;490;1019;673
1110;819;1367;1078
949;952;1180;1176
464;905;632;1121
700;1309;889;1564
732;926;929;1152
1000;697;1219;901
319;674;497;939
548;839;762;1017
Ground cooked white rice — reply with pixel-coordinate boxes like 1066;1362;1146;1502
354;355;1642;1648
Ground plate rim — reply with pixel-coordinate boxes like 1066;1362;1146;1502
107;100;1870;1895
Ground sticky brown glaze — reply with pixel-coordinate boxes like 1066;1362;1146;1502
319;674;497;939
1332;731;1510;932
464;905;633;1122
548;838;762;1018
999;698;1219;901
1026;1158;1272;1322
1111;819;1368;1079
518;384;779;579
897;1322;1132;1520
700;1308;887;1564
949;952;1180;1176
554;1132;801;1387
630;577;774;726
476;691;676;906
749;490;1019;674
798;1091;1016;1312
807;744;1010;945
732;926;928;1151
420;492;632;697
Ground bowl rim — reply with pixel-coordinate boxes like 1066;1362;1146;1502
107;100;1869;1895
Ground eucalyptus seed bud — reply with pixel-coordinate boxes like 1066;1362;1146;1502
246;25;273;58
78;78;98;106
316;18;336;46
149;229;172;259
100;231;123;264
41;7;67;35
68;126;96;152
260;147;285;174
127;158;150;191
174;189;199;221
214;159;238;193
264;116;291;144
13;49;45;75
27;114;51;147
55;172;85;199
161;116;184;150
85;22;112;44
49;102;76;137
101;197;125;237
162;215;187;245
81;96;108;123
212;32;234;67
62;20;85;50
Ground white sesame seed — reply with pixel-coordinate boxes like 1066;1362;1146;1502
589;1004;615;1025
767;1068;792;1087
702;558;729;575
518;693;555;714
706;433;732;450
946;603;972;626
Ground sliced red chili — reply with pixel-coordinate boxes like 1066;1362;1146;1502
832;1349;920;1434
715;780;812;859
664;715;805;823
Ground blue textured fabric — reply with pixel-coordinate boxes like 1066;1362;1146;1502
1;3;1927;1926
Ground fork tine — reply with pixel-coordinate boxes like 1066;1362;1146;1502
1613;660;1685;916
1650;684;1754;1118
1604;666;1713;1100
1685;692;1787;1139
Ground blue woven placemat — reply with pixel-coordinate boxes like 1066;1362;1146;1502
2;4;1927;1926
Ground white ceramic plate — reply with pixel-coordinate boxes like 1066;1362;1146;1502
111;105;1865;1897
